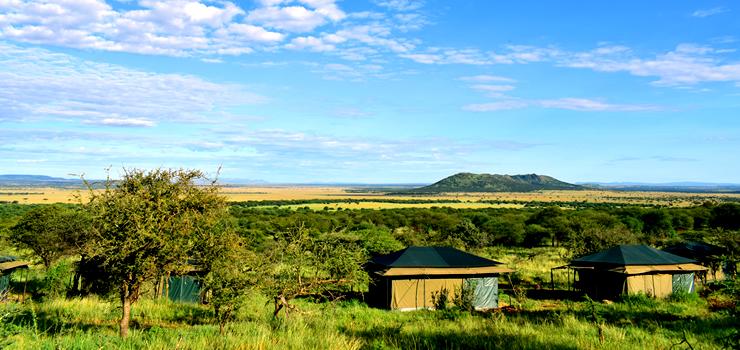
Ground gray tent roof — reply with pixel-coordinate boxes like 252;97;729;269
571;245;696;266
368;247;503;268
662;242;727;260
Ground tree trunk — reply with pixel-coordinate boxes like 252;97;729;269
219;304;233;334
120;285;132;338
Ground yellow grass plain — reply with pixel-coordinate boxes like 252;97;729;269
3;184;738;208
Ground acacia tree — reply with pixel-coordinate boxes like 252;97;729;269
79;167;228;338
262;225;368;317
9;205;90;271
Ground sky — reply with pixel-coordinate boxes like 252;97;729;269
1;0;739;184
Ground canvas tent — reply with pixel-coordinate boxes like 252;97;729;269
554;245;708;300
662;242;729;282
366;247;514;311
0;255;29;302
163;275;203;303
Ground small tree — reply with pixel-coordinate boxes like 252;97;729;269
262;225;368;317
8;205;89;271
79;167;228;338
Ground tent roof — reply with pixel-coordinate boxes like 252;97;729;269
368;247;503;268
571;245;696;266
0;255;19;263
661;241;727;260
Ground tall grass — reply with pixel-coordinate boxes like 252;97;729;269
1;247;737;349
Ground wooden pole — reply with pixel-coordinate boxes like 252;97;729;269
22;267;28;302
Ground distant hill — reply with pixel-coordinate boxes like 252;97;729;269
0;175;72;181
404;172;583;193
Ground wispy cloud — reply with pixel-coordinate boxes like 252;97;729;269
692;7;726;17
536;98;664;112
0;43;268;124
462;98;665;112
457;75;517;83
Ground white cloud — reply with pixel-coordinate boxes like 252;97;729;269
692;7;726;17
374;0;424;11
562;44;740;86
0;0;286;56
400;46;560;65
462;97;665;112
17;159;47;162
201;58;223;63
246;0;345;33
470;84;516;92
0;43;268;125
536;98;663;112
84;118;158;127
457;75;517;83
285;35;337;51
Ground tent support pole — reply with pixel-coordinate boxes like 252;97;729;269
551;269;554;291
22;268;28;302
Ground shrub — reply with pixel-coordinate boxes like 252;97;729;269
42;260;73;299
431;287;449;310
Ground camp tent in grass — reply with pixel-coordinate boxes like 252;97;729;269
366;247;514;311
553;245;708;300
662;241;730;283
0;255;29;302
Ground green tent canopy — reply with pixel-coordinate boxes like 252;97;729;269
571;245;696;266
366;247;514;311
559;245;707;299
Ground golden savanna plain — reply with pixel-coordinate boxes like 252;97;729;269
2;183;739;208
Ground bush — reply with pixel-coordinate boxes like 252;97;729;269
617;292;660;308
430;287;449;310
667;291;704;304
42;260;73;299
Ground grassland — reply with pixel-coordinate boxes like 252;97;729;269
2;246;737;349
4;183;740;207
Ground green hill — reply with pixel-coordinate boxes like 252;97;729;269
406;172;583;193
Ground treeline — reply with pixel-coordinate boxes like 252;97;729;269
230;198;465;207
229;201;740;258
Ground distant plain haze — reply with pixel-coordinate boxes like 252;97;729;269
1;1;738;184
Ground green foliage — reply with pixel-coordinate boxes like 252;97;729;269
79;167;229;338
617;292;660;309
667;291;704;304
404;172;583;193
564;225;637;260
7;204;90;270
451;280;477;312
41;260;74;300
430;287;449;311
262;225;369;317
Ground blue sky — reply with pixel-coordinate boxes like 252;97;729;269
1;0;738;183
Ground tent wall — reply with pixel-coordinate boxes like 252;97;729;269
672;273;695;293
625;274;672;298
391;278;462;310
165;276;202;303
470;277;498;310
373;275;499;311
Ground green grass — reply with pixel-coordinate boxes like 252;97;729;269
1;247;738;349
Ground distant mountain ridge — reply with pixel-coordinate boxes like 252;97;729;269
406;172;583;193
0;174;72;181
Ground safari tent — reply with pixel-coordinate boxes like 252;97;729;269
662;241;730;282
0;256;29;302
366;247;514;311
556;245;708;300
163;275;203;303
